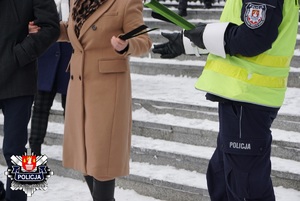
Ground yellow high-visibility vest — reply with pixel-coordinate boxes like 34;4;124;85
195;0;299;107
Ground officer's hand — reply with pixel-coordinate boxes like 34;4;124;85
184;23;207;49
152;32;185;58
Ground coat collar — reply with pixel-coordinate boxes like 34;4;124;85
68;0;115;50
78;0;115;39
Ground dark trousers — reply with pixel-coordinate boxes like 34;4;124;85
29;90;66;155
206;102;278;201
0;95;34;201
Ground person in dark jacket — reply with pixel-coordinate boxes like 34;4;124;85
0;0;60;200
29;0;72;156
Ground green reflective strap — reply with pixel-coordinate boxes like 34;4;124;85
144;0;195;30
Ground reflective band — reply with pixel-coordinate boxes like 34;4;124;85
236;54;291;68
205;60;287;88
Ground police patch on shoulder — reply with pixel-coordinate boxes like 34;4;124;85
244;3;267;29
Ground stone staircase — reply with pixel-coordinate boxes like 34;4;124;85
0;2;300;201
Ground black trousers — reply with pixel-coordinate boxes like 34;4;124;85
29;89;66;155
0;95;34;201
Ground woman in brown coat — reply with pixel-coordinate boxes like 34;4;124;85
59;0;152;200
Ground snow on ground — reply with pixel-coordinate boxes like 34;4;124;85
0;164;163;201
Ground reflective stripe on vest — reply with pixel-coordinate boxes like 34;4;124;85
205;58;288;88
237;54;291;69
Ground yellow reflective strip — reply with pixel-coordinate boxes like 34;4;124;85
236;54;291;68
205;60;287;88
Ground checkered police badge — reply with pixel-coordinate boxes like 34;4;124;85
244;3;267;29
4;148;53;196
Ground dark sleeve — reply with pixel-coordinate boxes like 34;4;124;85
14;0;60;67
224;0;283;57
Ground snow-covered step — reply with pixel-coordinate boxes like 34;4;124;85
0;164;165;201
129;57;300;87
131;97;300;134
130;74;300;116
12;104;300;163
1;141;299;201
132;135;300;191
47;93;300;151
41;136;300;193
131;135;300;191
48;73;300;132
143;6;224;20
0;119;299;199
2;114;300;192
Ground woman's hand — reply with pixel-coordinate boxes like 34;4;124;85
111;36;129;52
28;21;41;34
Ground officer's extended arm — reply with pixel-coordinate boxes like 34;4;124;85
153;22;230;58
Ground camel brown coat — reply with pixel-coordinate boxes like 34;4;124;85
59;0;152;180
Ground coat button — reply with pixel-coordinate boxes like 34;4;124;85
92;25;97;31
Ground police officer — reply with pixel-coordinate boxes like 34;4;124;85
153;0;299;200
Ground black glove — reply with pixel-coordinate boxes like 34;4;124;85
152;32;185;58
184;23;207;49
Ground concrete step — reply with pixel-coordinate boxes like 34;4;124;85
2;96;299;188
152;0;226;9
143;7;224;21
0;95;299;200
133;97;300;133
0;119;299;195
36;96;300;150
129;57;300;88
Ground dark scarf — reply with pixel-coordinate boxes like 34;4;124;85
72;0;106;37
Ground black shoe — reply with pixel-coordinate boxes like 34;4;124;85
178;9;187;17
0;181;5;201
